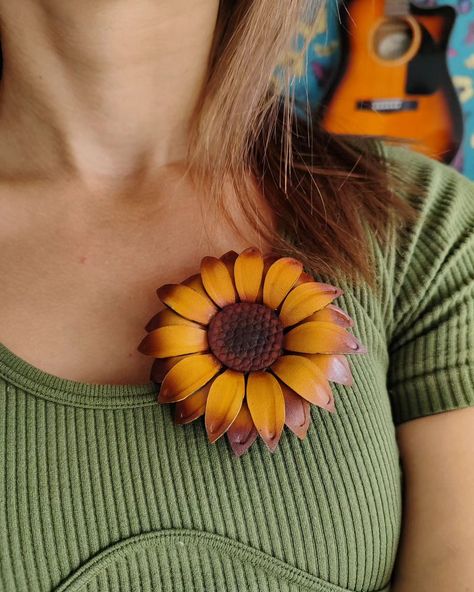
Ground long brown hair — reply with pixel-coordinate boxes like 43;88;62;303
189;0;417;285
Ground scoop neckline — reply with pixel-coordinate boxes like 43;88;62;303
0;341;158;408
0;231;299;408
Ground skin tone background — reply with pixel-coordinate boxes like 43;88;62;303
0;1;472;590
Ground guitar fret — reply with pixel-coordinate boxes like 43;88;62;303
385;0;410;16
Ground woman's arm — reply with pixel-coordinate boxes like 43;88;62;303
391;407;474;591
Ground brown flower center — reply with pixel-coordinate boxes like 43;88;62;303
208;302;284;372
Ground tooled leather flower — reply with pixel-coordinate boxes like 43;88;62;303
138;248;366;455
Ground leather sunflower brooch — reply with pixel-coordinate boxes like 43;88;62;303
138;248;366;455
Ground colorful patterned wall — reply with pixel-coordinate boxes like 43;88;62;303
292;2;474;179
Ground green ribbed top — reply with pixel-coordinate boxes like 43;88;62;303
1;147;473;592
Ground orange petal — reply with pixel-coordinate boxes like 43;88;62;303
174;383;211;425
151;355;184;383
279;282;343;328
284;321;366;354
205;369;246;443
281;383;311;439
201;256;236;307
145;308;201;332
220;250;238;281
305;304;354;328
157;283;218;325
247;372;285;452
138;325;208;358
306;354;353;386
263;257;304;310
159;354;221;403
234;247;264;303
271;355;335;410
227;401;258;457
183;273;210;298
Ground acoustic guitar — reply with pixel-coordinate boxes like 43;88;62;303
319;0;464;164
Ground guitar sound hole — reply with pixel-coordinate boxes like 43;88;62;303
373;19;414;61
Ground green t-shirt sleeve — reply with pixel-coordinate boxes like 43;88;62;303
385;146;474;424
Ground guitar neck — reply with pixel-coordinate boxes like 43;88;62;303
385;0;411;16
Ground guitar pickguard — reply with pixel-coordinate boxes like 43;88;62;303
406;22;446;94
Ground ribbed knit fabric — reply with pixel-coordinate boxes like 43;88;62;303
0;147;473;592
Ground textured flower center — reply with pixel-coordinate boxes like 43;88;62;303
208;302;284;372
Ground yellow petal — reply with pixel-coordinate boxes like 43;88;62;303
138;325;208;358
183;274;208;298
174;382;211;424
201;256;236;307
159;354;221;403
158;283;218;325
205;369;245;443
281;383;311;439
257;255;279;302
146;308;201;332
294;270;315;286
151;355;184;383
247;372;285;452
279;282;343;327
306;354;353;386
264;255;279;270
263;257;304;310
227;401;258;457
271;355;334;409
305;304;354;328
284;321;366;354
234;247;264;303
220;251;238;280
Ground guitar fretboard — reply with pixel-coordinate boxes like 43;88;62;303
385;0;410;16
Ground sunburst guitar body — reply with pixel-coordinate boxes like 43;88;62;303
319;0;464;163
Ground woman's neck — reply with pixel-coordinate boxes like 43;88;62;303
0;0;219;190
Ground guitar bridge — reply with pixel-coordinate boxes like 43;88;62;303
356;99;419;113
